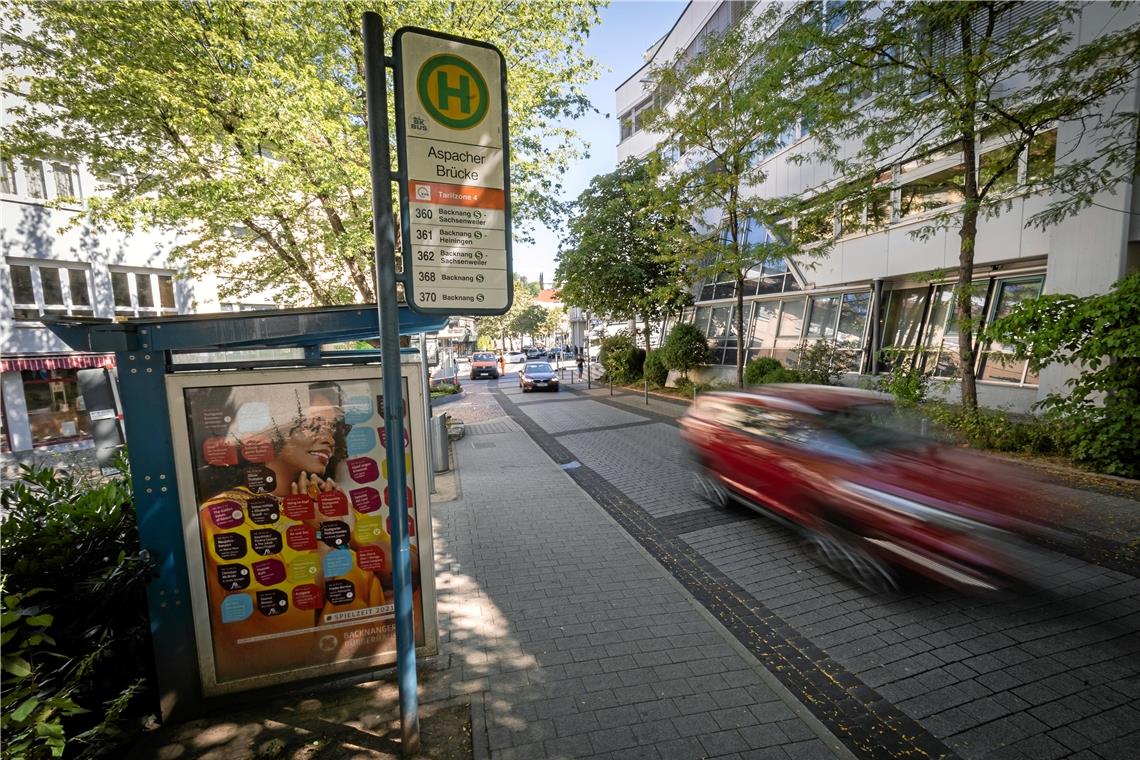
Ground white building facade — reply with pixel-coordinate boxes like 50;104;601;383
616;1;1140;411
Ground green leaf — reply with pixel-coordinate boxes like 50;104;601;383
26;613;53;628
1;655;32;678
11;697;40;723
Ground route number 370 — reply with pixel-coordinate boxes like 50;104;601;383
418;292;437;303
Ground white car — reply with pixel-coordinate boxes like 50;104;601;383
505;351;527;364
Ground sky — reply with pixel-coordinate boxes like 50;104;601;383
511;0;686;289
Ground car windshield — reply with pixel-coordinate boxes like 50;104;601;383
821;403;931;451
526;363;553;373
473;353;495;361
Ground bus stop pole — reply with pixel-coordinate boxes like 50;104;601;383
362;12;419;755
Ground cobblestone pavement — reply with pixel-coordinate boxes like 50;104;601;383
431;378;849;760
491;379;1140;760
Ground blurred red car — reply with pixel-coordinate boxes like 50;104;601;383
679;385;1059;592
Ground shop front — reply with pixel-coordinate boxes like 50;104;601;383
0;354;114;453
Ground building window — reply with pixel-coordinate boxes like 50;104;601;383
805;291;869;371
1026;129;1057;184
110;269;178;318
22;161;47;199
979;276;1044;385
50;161;82;201
21;369;91;446
1;160;15;195
6;261;94;320
900;163;965;218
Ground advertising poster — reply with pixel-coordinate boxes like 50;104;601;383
178;373;427;687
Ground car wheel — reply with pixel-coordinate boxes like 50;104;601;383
692;469;730;508
803;530;898;593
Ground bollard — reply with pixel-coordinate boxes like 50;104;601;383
609;377;613;396
431;413;449;473
645;377;649;405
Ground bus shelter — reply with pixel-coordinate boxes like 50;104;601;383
45;305;447;721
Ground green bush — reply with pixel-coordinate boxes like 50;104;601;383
661;323;711;379
878;358;929;407
923;402;1060;457
1;460;155;760
743;357;783;386
597;333;645;384
986;272;1140;477
430;382;462;398
644;350;669;387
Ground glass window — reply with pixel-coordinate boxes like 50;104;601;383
52;162;79;199
158;275;176;309
10;264;38;320
620;115;633;142
23;161;46;199
1;160;15;194
836;292;870;347
746;301;779;361
880;287;929;367
135;273;154;308
111;271;132;308
807;295;840;339
1026;129;1057;184
900;164;965;217
979;143;1019;194
980;277;1044;384
68;269;93;317
40;266;64;307
777;298;805;337
21;369;91;445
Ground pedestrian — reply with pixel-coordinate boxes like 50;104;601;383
576;354;584;381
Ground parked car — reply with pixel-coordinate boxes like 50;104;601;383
519;361;559;392
525;347;546;360
679;385;1059;593
505;350;527;364
469;352;499;380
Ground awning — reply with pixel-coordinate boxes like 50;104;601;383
1;354;116;372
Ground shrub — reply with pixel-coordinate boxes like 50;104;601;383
743;357;783;386
986;272;1140;477
430;382;462;398
790;340;845;385
1;459;155;759
644;350;669;387
878;358;929;407
923;402;1060;457
597;333;645;384
661;323;711;380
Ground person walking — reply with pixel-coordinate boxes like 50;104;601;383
576;354;584;382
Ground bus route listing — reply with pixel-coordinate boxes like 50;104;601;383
409;180;507;308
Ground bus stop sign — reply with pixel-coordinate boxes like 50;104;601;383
394;27;513;316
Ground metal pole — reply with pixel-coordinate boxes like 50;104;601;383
644;376;649;405
586;310;591;390
362;12;419;756
420;332;435;495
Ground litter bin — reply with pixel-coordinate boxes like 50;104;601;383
431;413;450;473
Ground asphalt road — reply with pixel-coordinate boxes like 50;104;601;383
448;375;1140;760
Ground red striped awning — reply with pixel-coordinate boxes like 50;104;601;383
1;354;116;372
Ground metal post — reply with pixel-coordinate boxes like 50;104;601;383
420;332;435;495
586;310;591;390
362;12;419;756
644;376;649;405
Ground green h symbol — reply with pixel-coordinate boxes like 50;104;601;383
436;70;473;114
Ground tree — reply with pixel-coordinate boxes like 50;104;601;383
778;1;1140;411
661;322;711;380
643;7;815;389
1;0;602;305
986;272;1140;477
475;274;533;350
555;159;689;355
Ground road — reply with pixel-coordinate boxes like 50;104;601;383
445;371;1140;760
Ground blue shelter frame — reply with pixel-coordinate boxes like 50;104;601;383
44;305;447;721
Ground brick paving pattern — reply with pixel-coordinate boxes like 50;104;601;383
498;381;1140;760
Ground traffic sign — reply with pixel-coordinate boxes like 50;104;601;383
394;28;513;315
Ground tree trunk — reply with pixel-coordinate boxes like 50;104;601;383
956;16;981;414
735;274;746;389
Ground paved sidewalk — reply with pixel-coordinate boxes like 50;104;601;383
429;410;851;759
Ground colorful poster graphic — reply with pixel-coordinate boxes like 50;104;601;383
183;378;424;684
